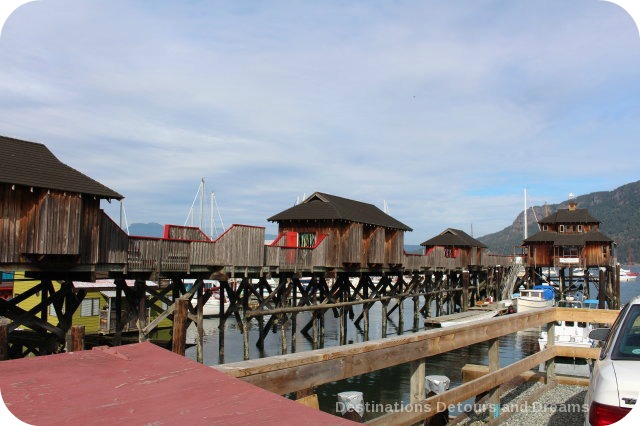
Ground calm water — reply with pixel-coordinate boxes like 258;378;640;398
185;272;640;418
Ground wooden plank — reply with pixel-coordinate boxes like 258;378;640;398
461;364;590;386
554;307;619;324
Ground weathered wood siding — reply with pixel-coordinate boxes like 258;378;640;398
527;243;553;267
341;223;362;264
127;237;161;271
0;184;24;263
164;225;210;242
385;229;404;265
98;212;128;264
214;225;264;267
584;244;613;267
26;190;82;255
365;226;385;265
160;240;191;271
190;241;216;266
0;185;105;264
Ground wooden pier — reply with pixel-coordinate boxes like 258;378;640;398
0;136;621;363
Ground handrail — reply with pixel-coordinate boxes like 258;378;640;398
214;307;619;401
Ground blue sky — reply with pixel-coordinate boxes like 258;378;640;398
1;0;639;245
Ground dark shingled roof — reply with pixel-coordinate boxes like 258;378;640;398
267;192;412;231
0;135;122;199
523;230;613;246
538;208;599;225
420;228;488;248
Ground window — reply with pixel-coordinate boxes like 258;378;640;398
298;233;316;248
80;298;101;317
577;225;583;233
542;225;548;231
444;247;460;258
559;225;565;233
603;245;608;255
562;246;579;257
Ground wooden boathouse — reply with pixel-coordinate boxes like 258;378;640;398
521;198;618;307
267;192;412;270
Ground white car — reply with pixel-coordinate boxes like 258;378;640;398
585;295;640;425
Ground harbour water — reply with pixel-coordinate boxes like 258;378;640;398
185;272;640;418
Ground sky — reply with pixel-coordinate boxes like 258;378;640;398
1;0;640;245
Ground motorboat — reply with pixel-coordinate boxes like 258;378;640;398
515;285;555;313
538;297;598;377
619;268;639;283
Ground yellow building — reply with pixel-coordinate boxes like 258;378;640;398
11;273;172;334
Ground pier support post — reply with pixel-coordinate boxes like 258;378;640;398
598;269;606;309
545;321;556;385
0;318;9;360
135;280;148;343
196;283;204;363
114;283;122;346
68;325;85;352
488;337;500;418
462;270;469;312
172;299;188;356
409;358;425;404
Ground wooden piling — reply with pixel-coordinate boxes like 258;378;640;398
135;280;147;343
410;358;426;404
114;283;122;346
598;269;606;309
545;321;556;385
462;271;469;312
70;325;85;352
488;337;500;415
196;282;204;364
172;298;188;356
0;318;9;361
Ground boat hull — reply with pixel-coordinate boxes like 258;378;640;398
516;297;554;313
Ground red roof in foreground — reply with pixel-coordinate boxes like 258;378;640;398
0;342;354;425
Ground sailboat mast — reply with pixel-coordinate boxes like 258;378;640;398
524;189;528;240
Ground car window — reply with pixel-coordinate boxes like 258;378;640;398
600;303;629;360
612;305;640;361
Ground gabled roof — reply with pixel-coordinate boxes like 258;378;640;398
267;192;412;231
538;208;599;225
0;135;123;199
523;230;613;246
420;228;487;248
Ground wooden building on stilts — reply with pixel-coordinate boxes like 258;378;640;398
419;228;493;316
521;198;618;308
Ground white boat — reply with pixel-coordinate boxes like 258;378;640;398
538;298;597;377
195;291;230;316
515;285;555;313
619;268;639;283
425;309;502;328
184;279;230;316
439;310;500;327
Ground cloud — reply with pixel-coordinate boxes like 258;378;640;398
1;0;640;244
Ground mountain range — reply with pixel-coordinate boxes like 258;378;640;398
128;180;640;265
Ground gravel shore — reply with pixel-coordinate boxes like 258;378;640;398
454;382;588;425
